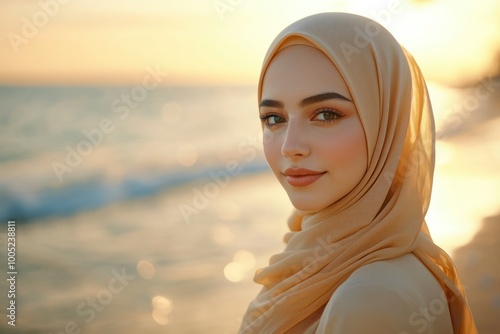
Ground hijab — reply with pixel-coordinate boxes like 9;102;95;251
239;12;476;333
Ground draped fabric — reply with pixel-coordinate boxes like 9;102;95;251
239;12;476;333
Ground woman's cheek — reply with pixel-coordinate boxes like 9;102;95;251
263;131;283;174
322;126;367;171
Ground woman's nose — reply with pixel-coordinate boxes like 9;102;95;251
281;120;310;159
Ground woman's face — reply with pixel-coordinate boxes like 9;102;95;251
260;45;368;212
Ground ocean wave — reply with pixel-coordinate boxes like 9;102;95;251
0;161;269;223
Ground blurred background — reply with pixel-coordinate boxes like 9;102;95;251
0;0;499;333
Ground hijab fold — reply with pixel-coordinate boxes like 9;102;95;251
240;12;476;334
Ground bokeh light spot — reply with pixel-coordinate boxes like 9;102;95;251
176;144;198;166
233;250;255;270
224;262;245;283
136;259;156;280
224;249;256;282
214;200;241;221
211;225;234;245
161;101;182;125
151;295;173;325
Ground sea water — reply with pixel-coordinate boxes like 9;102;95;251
0;85;269;222
0;85;292;333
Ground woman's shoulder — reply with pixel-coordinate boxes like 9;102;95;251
315;253;454;333
338;253;441;295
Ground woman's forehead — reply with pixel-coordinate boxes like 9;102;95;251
261;45;352;101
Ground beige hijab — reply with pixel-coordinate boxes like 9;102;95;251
240;13;476;333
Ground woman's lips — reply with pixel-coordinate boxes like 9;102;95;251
283;168;326;187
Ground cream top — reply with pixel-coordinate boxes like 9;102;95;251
311;253;453;333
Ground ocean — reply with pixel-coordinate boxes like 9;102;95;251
0;85;293;333
0;85;271;222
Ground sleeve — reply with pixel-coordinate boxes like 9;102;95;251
315;281;419;334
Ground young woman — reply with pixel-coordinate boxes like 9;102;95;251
239;13;477;333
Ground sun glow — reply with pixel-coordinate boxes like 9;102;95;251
3;0;496;86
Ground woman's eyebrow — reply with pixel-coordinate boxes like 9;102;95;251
299;92;352;107
259;99;284;108
259;92;351;109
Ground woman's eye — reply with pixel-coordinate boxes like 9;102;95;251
314;109;343;122
268;115;286;124
260;114;286;127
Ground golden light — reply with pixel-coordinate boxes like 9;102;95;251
214;200;241;222
161;101;182;125
136;259;156;280
233;250;256;271
151;295;173;325
175;144;198;167
224;250;256;282
1;1;498;86
211;225;234;245
224;262;246;283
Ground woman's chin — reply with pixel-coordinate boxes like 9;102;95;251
287;195;329;213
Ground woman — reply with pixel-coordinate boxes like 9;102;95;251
239;13;477;333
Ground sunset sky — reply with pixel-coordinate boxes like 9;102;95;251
1;0;498;86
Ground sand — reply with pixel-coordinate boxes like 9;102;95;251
454;213;500;333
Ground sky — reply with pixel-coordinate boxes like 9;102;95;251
0;0;499;86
